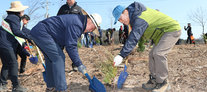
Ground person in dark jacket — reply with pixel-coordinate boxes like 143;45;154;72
0;1;30;92
57;0;82;15
57;0;83;72
98;26;103;45
112;2;181;92
119;25;124;43
184;23;192;44
123;24;129;44
104;28;115;45
30;13;102;91
17;14;31;74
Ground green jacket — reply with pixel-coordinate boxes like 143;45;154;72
120;2;181;58
139;7;181;45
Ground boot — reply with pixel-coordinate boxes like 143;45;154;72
19;68;25;74
142;75;157;90
46;87;56;92
152;80;171;92
0;83;7;91
12;85;27;92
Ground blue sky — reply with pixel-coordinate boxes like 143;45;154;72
1;0;207;39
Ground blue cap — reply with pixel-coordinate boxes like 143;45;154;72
112;5;126;25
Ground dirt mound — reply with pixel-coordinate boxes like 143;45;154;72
1;44;207;92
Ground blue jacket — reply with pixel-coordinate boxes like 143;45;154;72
30;14;87;67
0;14;30;49
120;2;148;58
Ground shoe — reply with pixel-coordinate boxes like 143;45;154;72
72;63;78;72
142;75;157;90
19;68;25;74
152;80;171;92
54;90;67;92
12;85;27;92
0;83;7;91
46;87;56;92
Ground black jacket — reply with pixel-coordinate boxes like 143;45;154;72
184;26;192;36
0;14;30;49
57;2;82;15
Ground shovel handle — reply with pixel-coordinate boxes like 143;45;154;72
85;73;92;83
125;57;128;66
26;40;33;56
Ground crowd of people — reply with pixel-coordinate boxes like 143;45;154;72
0;0;199;92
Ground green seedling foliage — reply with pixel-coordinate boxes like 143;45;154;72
137;37;146;52
100;52;117;84
101;60;117;84
77;41;82;48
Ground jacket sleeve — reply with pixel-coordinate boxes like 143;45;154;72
65;25;83;67
57;6;64;15
22;26;32;39
120;18;148;58
7;17;29;39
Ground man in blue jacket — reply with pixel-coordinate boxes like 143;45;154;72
30;13;102;91
112;2;181;92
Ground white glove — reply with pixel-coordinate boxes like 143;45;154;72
114;55;123;66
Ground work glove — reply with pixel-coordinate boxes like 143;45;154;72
78;65;86;74
113;55;123;66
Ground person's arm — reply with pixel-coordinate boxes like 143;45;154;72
119;18;148;58
22;26;31;37
65;25;83;67
7;17;29;39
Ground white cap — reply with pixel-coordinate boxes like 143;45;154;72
89;13;102;36
81;9;102;36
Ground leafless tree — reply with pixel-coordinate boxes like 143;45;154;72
188;7;207;36
24;0;45;27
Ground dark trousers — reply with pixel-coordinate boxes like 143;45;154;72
99;37;102;45
31;35;67;91
16;48;27;70
0;47;19;87
186;36;192;44
85;33;89;47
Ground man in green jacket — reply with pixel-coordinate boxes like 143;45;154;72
112;2;181;92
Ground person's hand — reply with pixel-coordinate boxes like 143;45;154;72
113;55;123;66
78;65;86;74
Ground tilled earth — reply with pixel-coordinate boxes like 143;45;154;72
1;44;207;92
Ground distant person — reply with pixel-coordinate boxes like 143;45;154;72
80;34;86;47
98;26;103;45
184;23;193;44
112;2;181;92
57;0;82;15
57;0;83;72
104;28;115;45
123;24;129;44
119;25;124;43
30;13;102;91
17;14;31;74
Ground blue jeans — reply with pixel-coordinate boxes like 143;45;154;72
31;35;67;91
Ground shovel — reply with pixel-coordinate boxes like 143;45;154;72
30;40;47;82
36;46;47;83
117;58;128;89
84;73;106;92
25;40;38;64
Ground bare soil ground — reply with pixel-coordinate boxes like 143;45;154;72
1;44;207;92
